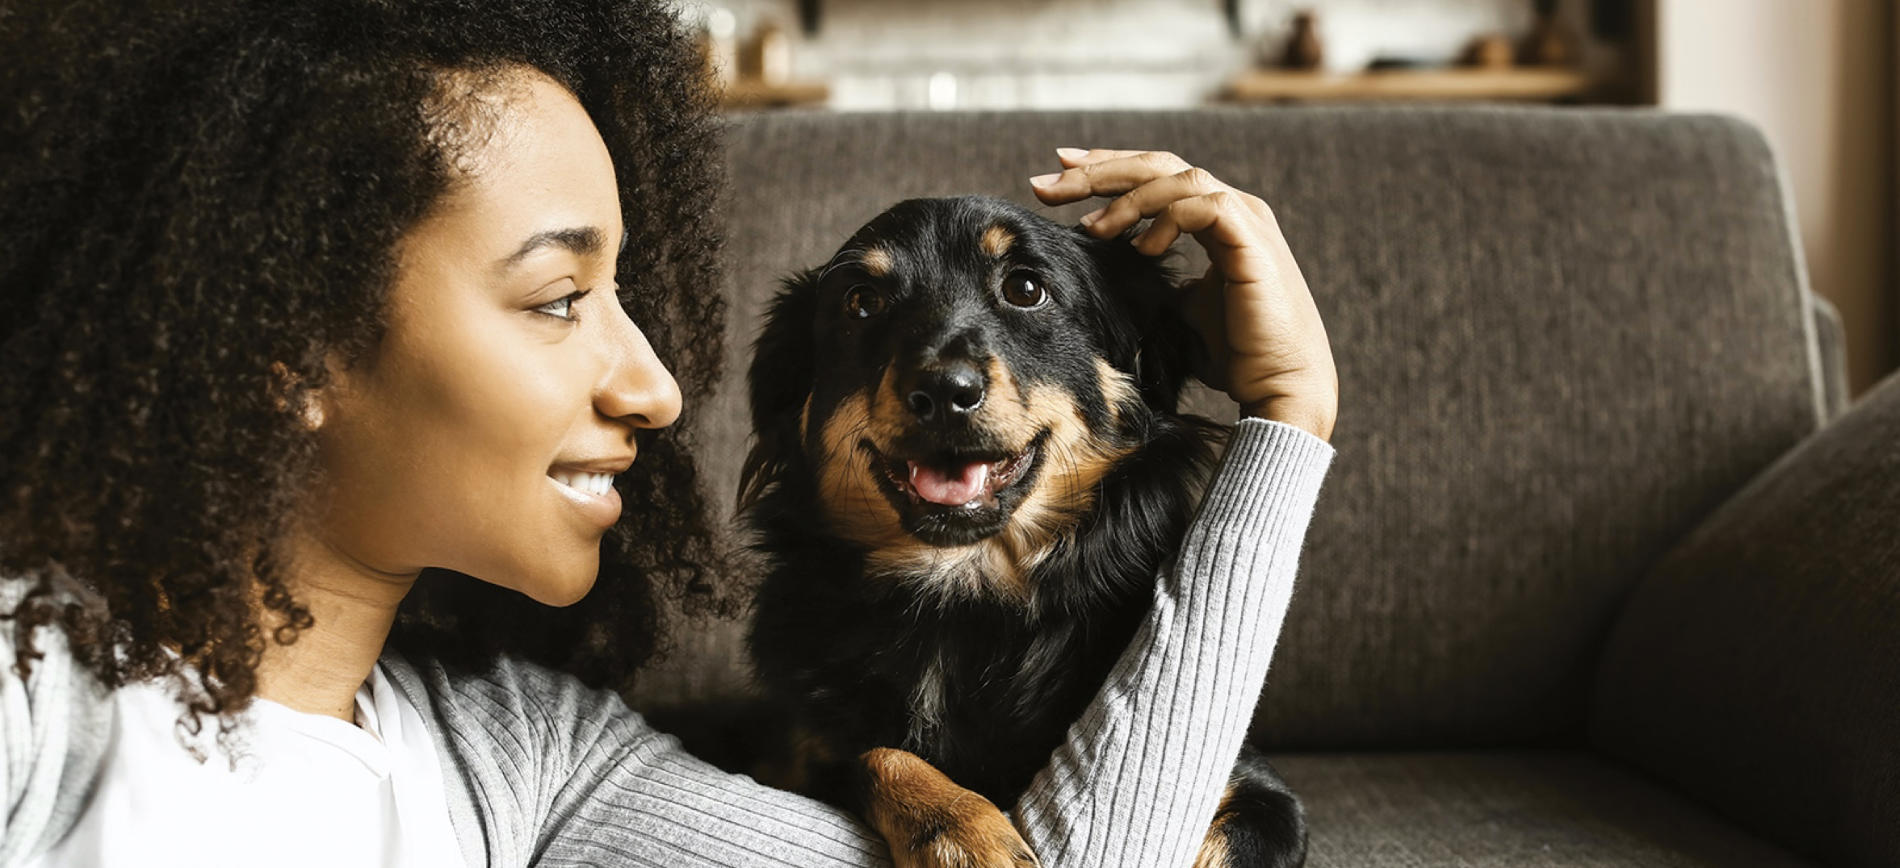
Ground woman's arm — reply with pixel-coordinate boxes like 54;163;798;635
386;640;896;867
1015;416;1332;866
386;414;1331;868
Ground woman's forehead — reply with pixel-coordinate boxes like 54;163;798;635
419;70;624;262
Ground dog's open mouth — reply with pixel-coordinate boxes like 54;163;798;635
860;430;1049;543
878;443;1038;508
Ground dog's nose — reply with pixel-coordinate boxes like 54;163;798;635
905;361;986;426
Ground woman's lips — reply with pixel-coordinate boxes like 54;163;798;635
548;469;622;529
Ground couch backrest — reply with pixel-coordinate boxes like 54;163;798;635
628;106;1834;749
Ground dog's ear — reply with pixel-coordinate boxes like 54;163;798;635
737;268;820;514
1133;298;1204;413
1083;229;1206;413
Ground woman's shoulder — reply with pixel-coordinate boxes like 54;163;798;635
1;572;106;689
379;646;625;717
1;573;117;865
1;571;117;716
377;647;650;762
374;645;673;864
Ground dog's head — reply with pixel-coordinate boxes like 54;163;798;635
740;196;1205;602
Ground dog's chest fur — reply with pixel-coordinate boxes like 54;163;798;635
751;557;1150;803
746;423;1219;806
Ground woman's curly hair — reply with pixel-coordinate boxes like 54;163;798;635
0;0;734;740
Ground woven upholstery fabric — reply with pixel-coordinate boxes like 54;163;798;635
1809;295;1850;420
1592;370;1900;868
1274;751;1810;867
628;106;1832;749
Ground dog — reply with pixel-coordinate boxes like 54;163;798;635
738;195;1308;868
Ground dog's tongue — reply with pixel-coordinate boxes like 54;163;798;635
908;460;990;506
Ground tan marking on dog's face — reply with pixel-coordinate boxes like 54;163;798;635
809;355;1141;607
814;388;903;547
980;224;1015;258
858;247;894;277
979;356;1038;446
1096;357;1140;423
865;364;914;443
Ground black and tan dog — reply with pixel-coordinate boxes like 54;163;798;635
738;196;1307;868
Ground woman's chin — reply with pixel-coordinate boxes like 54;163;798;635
534;567;600;607
484;552;601;607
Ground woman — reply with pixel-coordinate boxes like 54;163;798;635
0;0;1337;866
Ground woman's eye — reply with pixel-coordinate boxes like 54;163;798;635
534;289;589;322
1002;272;1047;309
843;285;886;319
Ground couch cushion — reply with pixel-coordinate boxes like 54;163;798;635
1591;369;1900;868
630;107;1830;749
1277;751;1809;867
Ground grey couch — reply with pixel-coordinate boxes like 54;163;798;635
626;106;1896;867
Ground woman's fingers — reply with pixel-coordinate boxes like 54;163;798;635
1030;149;1335;438
1030;150;1274;246
1131;191;1282;285
1030;147;1286;301
1057;147;1150;165
1028;149;1191;206
1086;166;1266;239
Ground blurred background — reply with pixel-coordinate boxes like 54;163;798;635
682;0;1896;398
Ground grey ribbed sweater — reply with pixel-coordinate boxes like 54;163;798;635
1;417;1333;867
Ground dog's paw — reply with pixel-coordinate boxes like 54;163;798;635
900;802;1040;868
861;748;1041;868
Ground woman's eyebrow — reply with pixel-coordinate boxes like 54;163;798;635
495;226;605;272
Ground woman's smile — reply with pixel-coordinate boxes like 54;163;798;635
547;458;633;529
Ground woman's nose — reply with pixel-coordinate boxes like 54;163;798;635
596;306;683;430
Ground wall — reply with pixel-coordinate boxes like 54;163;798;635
1656;0;1895;398
696;0;1896;394
703;0;1561;109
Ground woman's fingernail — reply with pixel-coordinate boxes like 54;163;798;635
1056;147;1088;160
1079;207;1106;227
1029;173;1061;188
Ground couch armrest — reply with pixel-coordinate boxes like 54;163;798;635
1808;291;1850;421
1590;370;1900;868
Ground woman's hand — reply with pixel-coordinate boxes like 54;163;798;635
1029;148;1338;442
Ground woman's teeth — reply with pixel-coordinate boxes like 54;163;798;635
552;470;615;497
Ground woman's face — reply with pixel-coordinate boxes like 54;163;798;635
311;70;681;606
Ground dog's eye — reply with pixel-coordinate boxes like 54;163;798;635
1002;272;1047;309
843;285;886;319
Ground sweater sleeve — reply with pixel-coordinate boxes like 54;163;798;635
392;416;1333;868
1014;417;1334;866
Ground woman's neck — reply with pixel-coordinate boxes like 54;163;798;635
251;528;417;723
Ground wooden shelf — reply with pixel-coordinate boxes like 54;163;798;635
719;79;831;110
794;0;1245;35
1220;67;1597;103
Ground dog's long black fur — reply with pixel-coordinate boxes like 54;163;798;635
738;196;1307;867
